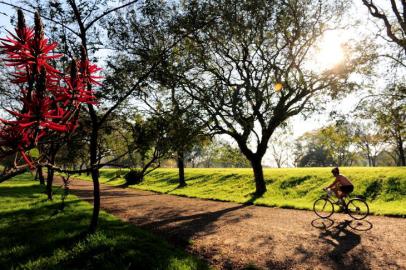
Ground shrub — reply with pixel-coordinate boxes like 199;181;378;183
124;170;144;185
363;180;382;201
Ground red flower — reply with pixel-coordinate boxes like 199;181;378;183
0;10;101;168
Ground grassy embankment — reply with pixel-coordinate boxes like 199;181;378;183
0;173;209;270
76;167;406;216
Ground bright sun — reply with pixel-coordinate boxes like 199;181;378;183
313;31;345;71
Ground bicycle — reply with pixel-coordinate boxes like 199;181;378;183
313;188;369;220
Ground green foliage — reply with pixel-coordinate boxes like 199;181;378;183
196;140;250;168
80;167;406;216
294;131;335;167
0;174;209;270
124;170;143;185
363;179;382;200
356;83;406;166
296;121;358;167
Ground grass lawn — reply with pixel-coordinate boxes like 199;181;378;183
75;167;406;217
0;173;209;270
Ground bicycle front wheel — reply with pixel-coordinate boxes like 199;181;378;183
347;198;369;220
313;198;334;218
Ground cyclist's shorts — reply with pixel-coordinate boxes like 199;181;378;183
340;185;354;194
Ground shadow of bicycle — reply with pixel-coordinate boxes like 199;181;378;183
311;218;373;269
311;217;373;232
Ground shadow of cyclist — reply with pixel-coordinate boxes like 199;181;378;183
319;220;364;266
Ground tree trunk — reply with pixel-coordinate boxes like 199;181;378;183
371;156;376;167
177;151;186;187
45;149;57;200
88;127;100;234
250;157;266;196
46;167;54;200
38;166;45;185
398;137;405;166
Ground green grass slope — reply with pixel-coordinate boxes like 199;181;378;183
0;174;209;270
77;167;406;216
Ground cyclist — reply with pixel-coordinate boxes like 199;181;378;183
325;167;354;206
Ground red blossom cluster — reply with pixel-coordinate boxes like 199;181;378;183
0;10;100;168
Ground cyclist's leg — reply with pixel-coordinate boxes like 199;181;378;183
340;185;354;199
331;184;340;199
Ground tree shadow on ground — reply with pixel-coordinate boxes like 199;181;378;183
243;192;262;205
0;184;209;270
68;184;159;200
164;183;189;194
129;204;251;247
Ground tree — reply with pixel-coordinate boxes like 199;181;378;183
0;9;98;189
294;131;335;167
361;0;406;57
153;85;208;186
215;143;250;168
104;0;213;187
1;0;186;232
353;122;385;167
357;83;405;166
176;0;369;194
184;137;211;168
119;113;171;185
185;139;250;168
268;125;293;168
319;121;357;166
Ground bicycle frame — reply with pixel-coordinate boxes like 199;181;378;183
315;188;370;220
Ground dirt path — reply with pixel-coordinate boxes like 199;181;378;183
64;178;406;270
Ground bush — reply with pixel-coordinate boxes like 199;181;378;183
363;179;383;201
124;170;144;185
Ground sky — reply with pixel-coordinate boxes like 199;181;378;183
0;1;397;167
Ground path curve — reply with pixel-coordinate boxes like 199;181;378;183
63;178;406;270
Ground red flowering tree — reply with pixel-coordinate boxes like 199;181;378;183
0;10;100;180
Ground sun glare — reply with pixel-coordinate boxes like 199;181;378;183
313;31;345;71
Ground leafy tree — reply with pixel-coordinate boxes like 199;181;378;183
184;137;211;168
215;143;250;168
376;149;398;166
0;10;98;188
268;125;293;168
353;122;385;167
319;121;357;166
1;0;189;232
187;139;250;168
117;113;171;184
361;0;406;59
175;0;370;194
104;0;211;187
155;85;208;186
357;83;405;166
294;131;335;167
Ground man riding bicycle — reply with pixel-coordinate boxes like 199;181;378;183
325;167;354;205
314;167;369;219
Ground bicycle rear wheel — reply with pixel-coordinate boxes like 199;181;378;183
347;198;369;220
313;198;334;218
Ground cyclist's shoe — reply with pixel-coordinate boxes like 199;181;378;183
334;200;345;206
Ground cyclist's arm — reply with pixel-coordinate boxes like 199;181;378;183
326;179;338;189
